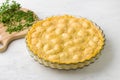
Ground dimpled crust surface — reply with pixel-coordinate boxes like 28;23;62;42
26;15;104;64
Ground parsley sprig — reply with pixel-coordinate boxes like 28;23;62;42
0;0;37;33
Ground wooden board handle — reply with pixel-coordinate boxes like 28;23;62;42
0;29;28;53
0;38;9;52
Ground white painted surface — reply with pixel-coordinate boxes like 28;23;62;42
0;0;120;80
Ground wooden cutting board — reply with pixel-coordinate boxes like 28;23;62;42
0;8;38;52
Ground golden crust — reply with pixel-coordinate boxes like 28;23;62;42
26;15;105;64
